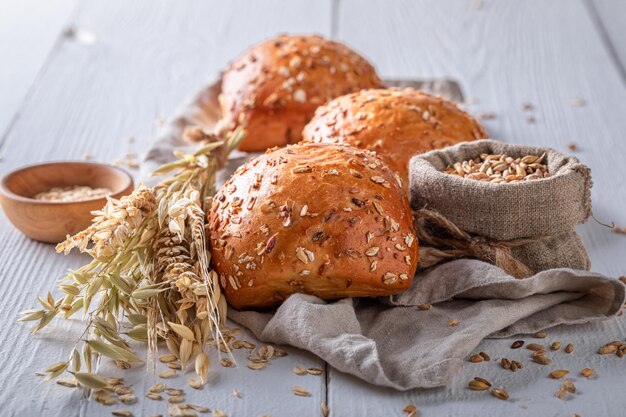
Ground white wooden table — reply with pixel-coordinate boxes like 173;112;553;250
1;1;626;416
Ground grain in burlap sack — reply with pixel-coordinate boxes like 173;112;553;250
409;139;592;274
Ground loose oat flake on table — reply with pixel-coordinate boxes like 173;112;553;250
18;129;243;387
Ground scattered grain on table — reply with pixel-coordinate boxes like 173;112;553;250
511;340;524;349
548;370;569;379
491;388;509;400
403;403;418;417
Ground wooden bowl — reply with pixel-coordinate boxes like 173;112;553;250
0;162;134;243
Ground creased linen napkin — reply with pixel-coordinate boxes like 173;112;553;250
143;78;625;390
228;260;624;390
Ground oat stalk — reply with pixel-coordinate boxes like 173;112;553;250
19;128;244;385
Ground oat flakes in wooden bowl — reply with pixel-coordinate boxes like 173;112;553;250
0;161;133;243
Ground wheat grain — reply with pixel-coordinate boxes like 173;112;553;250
293;365;307;376
491;388;509;400
549;370;569;379
293;386;311;397
468;380;490;391
443;152;550;184
111;411;133;417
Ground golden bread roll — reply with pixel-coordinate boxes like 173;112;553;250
218;34;383;152
302;88;487;181
208;142;418;309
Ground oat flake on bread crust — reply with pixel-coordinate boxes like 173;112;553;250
208;142;418;309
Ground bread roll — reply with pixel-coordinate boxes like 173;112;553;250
218;34;383;152
208;142;418;309
302;88;487;181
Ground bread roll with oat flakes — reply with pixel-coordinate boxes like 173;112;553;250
217;34;383;152
208;142;418;309
302;88;487;182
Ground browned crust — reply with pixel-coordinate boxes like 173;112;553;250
302;88;488;181
218;34;383;152
208;142;418;309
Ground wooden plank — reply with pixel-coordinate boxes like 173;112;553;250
328;320;626;416
0;0;77;142
331;0;626;415
589;0;626;78
86;327;326;417
0;1;331;416
0;225;93;417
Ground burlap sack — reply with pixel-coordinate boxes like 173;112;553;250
409;139;592;274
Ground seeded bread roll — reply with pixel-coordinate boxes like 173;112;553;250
302;88;487;182
217;34;383;152
208;142;418;309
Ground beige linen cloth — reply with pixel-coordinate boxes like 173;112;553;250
229;262;624;390
144;79;625;390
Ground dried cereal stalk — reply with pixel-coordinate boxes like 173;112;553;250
18;129;244;385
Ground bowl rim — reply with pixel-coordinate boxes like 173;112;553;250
0;160;134;205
